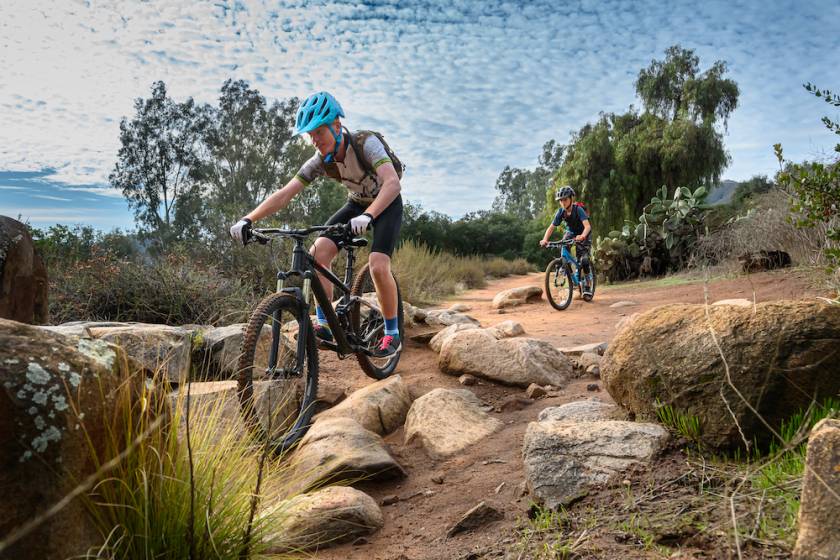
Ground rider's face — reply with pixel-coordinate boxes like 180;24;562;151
307;120;341;156
560;197;572;210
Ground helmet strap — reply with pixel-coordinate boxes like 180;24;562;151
324;126;343;163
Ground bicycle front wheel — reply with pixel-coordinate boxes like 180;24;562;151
350;263;404;380
545;258;573;311
237;292;318;452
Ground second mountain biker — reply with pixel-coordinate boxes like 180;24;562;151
539;185;594;297
230;91;404;357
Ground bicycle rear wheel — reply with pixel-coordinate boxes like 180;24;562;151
350;263;404;380
237;292;318;452
545;258;573;311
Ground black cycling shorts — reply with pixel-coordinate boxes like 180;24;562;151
319;195;403;257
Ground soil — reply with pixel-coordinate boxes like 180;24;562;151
295;268;827;560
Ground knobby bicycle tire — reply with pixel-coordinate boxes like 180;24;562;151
350;263;404;380
545;258;573;311
236;291;318;452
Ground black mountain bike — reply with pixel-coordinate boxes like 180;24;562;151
236;224;404;451
544;239;597;311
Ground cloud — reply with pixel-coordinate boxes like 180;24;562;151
1;0;839;224
32;194;72;202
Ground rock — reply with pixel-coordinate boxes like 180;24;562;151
289;417;405;491
381;494;400;506
538;400;621;423
403;301;422;326
316;381;348;407
40;321;133;338
0;216;49;324
172;380;303;442
87;324;193;384
526;384;547;399
439;329;574;388
431;474;444;484
408;330;438;344
491;286;542;309
424;309;481;328
192;323;294;380
404;388;502;459
602;302;840;451
614;313;640;333
316;375;412;436
447;501;504;537
576;352;602;369
485;320;525;339
0;318;150;559
497;395;534;412
712;298;754;307
429;323;480;353
586;383;600;392
448;303;472;313
459;374;478;386
793;418;840;560
523;420;669;508
585;364;600;378
609;300;638;309
557;342;608;356
264;486;383;552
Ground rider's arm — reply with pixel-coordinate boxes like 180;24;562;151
364;162;401;219
576;219;591;241
541;224;556;243
245;176;307;222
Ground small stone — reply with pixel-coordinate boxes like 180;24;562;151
497;395;534;412
586;364;600;378
622;479;631;486
431;474;444;484
459;374;478;386
381;495;400;506
497;309;507;314
525;383;547;399
586;383;600;392
447;501;504;537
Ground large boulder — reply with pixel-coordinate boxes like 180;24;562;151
428;323;479;353
537;400;622;423
0;318;148;559
191;323;293;380
491;286;542;309
0;216;48;324
264;486;383;552
793;418;840;560
404;388;502;459
602;302;840;451
315;375;412;436
523;420;669;509
289;417;405;491
438;329;573;387
87;324;193;384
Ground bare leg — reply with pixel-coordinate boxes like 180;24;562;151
310;237;339;302
368;251;398;319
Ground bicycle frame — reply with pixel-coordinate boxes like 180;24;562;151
262;229;381;362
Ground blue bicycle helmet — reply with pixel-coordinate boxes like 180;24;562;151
295;91;345;135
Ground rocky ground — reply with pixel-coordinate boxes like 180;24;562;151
301;267;829;560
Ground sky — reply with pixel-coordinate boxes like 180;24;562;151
1;0;839;231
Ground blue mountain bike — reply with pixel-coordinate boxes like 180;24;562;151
544;239;596;311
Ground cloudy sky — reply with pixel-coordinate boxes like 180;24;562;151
1;0;838;230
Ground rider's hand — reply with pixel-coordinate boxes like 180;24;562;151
229;218;252;246
574;234;585;242
350;213;373;235
539;239;548;247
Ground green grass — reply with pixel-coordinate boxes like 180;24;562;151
654;400;703;444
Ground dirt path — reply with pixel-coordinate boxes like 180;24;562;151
306;268;823;560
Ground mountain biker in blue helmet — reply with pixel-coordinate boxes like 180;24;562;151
230;91;404;358
540;185;593;296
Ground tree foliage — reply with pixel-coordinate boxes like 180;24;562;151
552;45;739;236
492;140;564;220
110;81;208;249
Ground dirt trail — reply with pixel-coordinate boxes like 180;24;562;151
305;268;822;560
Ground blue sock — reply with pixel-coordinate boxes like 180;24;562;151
315;307;330;329
384;316;399;337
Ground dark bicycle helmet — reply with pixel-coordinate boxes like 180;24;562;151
555;185;576;200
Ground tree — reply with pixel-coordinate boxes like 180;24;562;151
552;45;739;235
110;81;208;249
492;140;564;219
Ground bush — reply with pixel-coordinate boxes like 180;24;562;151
49;249;256;326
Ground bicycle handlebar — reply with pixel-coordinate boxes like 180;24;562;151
545;239;576;249
247;223;351;245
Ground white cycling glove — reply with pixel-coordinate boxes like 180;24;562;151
350;213;373;235
229;218;252;245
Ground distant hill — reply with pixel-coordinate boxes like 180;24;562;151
706;179;739;205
